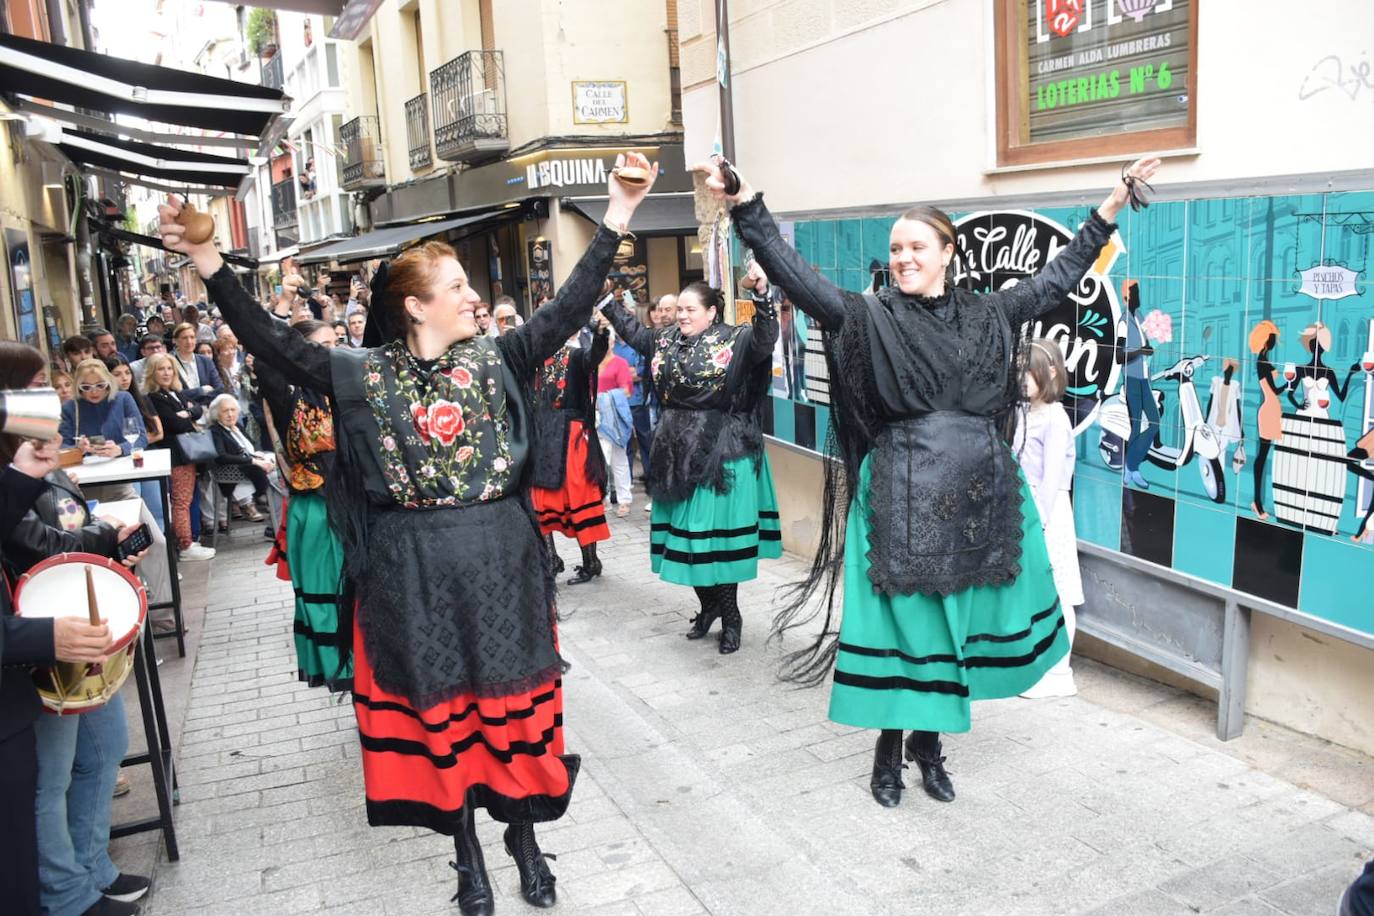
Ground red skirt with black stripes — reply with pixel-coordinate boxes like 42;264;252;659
351;616;577;832
530;419;610;546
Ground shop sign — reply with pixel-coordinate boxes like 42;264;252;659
526;157;610;191
1297;263;1362;301
953;210;1125;431
1024;0;1191;145
572;81;628;124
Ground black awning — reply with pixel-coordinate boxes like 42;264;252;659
96;223;258;270
56;128;251;189
0;32;287;137
562;194;697;236
296;212;501;265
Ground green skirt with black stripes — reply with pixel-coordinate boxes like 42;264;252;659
286;491;351;689
829;456;1068;733
649;453;782;586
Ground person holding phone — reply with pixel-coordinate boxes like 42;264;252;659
158;152;658;913
59;359;148;460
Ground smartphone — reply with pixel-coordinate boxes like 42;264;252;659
86;435;106;446
274;284;284;296
116;523;153;561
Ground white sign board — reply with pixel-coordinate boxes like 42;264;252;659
572;81;628;124
1298;264;1362;301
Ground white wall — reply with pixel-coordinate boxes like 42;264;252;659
682;0;1374;215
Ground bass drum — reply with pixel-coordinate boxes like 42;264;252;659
13;552;147;715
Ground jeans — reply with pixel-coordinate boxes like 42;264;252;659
1123;375;1161;473
630;404;654;483
34;692;128;916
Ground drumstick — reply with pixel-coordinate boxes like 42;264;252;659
85;566;100;626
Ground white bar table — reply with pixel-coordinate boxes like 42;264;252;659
69;449;181;859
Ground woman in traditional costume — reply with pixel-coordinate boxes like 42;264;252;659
700;154;1161;806
254;319;349;689
528;316;611;585
158;152;657;914
599;269;780;654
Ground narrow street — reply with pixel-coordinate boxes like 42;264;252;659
109;491;1373;915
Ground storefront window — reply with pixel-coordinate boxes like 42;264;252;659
995;0;1197;166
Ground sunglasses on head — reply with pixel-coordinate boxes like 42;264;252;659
78;382;110;392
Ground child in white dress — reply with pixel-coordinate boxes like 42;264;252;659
1014;339;1083;698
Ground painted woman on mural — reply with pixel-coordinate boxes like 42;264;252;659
700;152;1162;807
1248;319;1287;521
1286;322;1362;418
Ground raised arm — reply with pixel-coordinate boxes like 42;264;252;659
990;157;1160;329
157;198;333;395
499;151;660;377
598;295;657;355
695;157;848;332
499;226;623;377
739;261;780;363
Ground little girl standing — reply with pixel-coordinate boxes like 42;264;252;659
1015;339;1083;698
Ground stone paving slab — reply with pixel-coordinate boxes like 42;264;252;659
112;487;1373;915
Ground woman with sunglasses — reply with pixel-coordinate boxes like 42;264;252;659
58;358;148;459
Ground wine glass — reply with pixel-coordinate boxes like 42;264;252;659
1282;362;1297;382
122;416;141;450
1361;351;1374;373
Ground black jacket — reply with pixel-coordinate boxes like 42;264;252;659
3;470;119;576
210;422;257;465
148;389;204;465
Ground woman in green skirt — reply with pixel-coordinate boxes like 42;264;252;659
600;273;780;654
257;319;351;690
701;154;1162;805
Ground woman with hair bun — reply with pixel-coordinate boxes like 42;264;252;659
598;266;781;655
158;152;657;915
700;153;1160;808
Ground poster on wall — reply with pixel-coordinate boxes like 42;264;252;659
1023;0;1192;144
526;238;554;308
5;228;40;348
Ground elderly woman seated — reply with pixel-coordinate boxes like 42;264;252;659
207;393;279;530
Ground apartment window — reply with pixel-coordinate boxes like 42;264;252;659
326;43;340;87
994;0;1197;166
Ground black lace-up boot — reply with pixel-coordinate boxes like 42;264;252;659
503;822;558;908
449;806;494;915
870;729;906;807
905;730;956;802
566;543;601;585
717;584;742;655
686;585;720;639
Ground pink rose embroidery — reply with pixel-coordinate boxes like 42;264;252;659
449;367;473;388
410;403;431;443
427;400;465;446
711;347;733;369
456;446;475;462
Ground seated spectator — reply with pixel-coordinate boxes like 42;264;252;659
207;394;277;527
50;369;74;404
89;328;118;362
58;359;148;459
128;334;166;387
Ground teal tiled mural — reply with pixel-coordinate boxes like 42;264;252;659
761;192;1374;637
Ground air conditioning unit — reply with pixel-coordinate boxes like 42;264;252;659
451;89;496;121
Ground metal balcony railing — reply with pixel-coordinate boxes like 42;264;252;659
340;115;386;189
430;50;508;163
405;93;433;172
261;54;284;91
270;176;297;230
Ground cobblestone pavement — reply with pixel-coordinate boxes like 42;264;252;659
109;488;1373;915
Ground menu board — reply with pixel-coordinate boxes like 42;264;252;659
607;236;648;305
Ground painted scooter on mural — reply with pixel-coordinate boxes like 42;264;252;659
1096;353;1228;503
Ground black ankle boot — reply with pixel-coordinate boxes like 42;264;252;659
449;807;494;915
503;822;558;908
905;731;955;802
717;586;741;655
686;586;718;639
545;535;564;575
870;729;906;808
566;543;601;585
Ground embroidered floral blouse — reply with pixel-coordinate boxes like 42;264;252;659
203;221;625;511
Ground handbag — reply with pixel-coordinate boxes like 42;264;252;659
175;429;217;464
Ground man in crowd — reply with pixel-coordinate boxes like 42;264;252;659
129;334;167;386
346;309;367;347
492;297;522;336
474;303;493;336
60;336;94;372
89;328;119;362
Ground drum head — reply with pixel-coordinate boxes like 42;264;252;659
15;553;147;654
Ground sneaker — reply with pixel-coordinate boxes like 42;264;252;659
113;773;131;798
643;501;652;513
180;544;216;560
102;873;150;903
81;898;139;916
